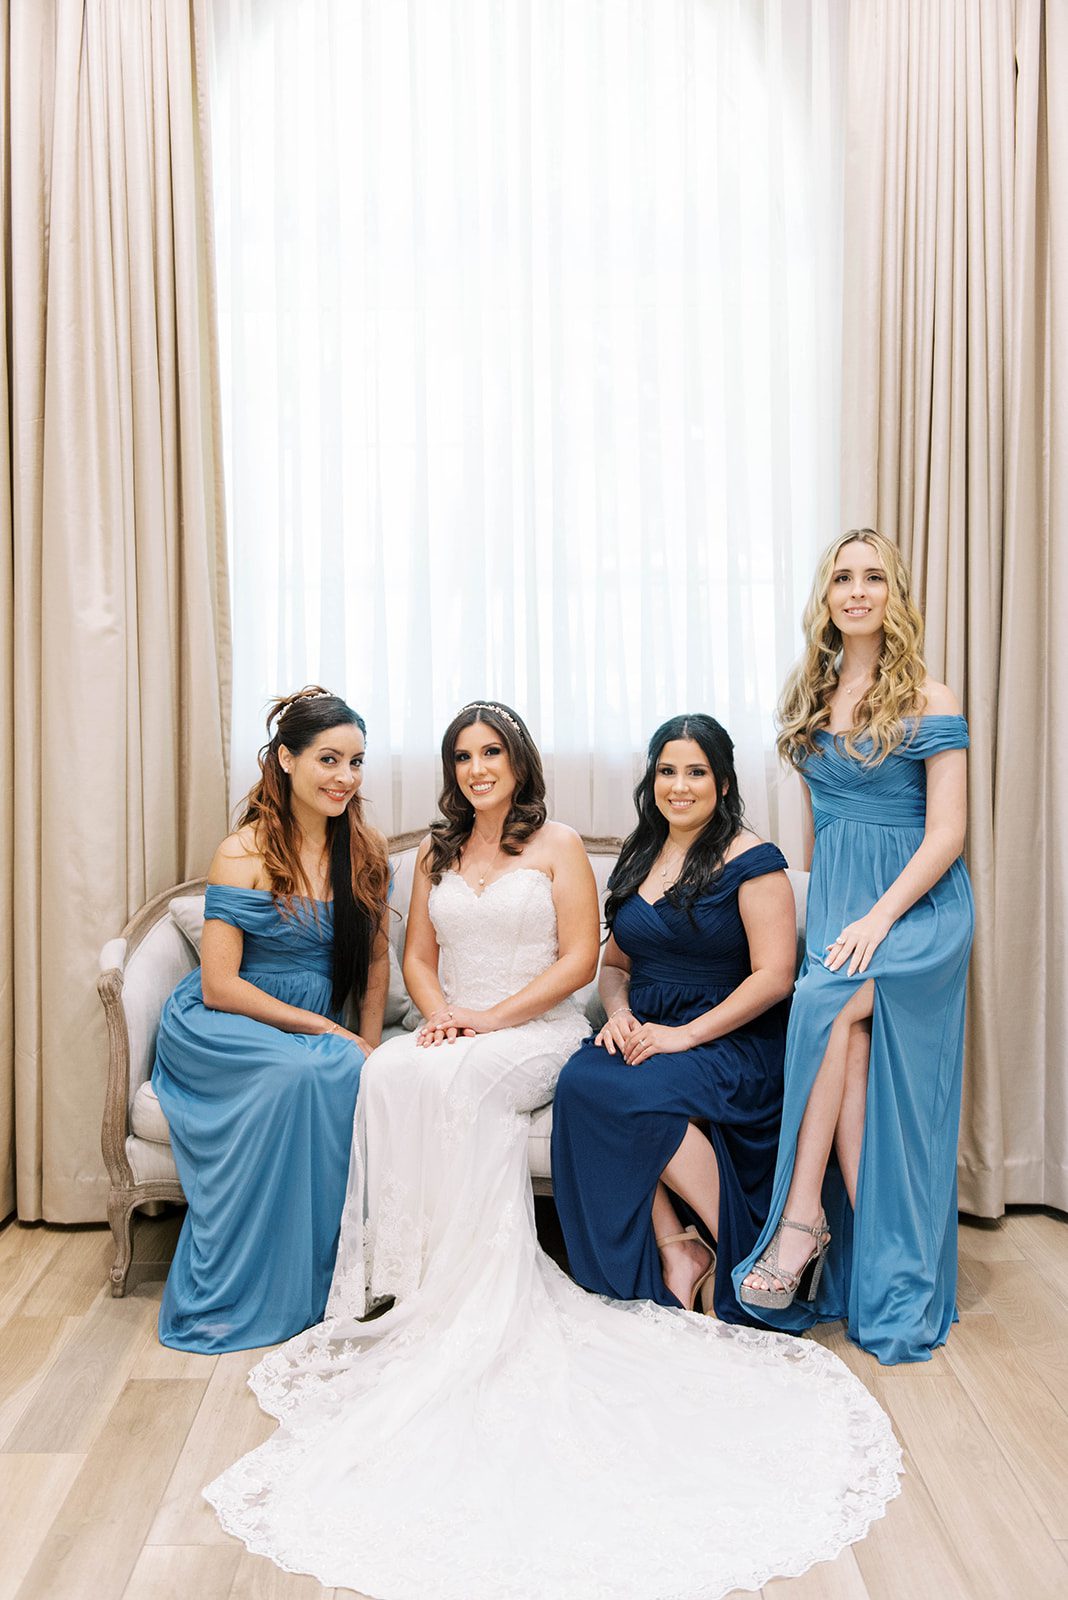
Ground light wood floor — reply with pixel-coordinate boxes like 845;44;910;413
2;1209;1067;1600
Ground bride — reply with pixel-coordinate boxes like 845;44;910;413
206;701;902;1600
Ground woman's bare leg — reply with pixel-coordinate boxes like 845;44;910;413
834;1020;872;1206
655;1125;719;1306
743;980;874;1291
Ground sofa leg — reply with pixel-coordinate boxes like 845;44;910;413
108;1193;135;1298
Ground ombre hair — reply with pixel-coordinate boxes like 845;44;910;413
238;686;389;1010
777;530;927;768
425;701;547;883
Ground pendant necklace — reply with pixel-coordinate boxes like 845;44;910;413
659;846;686;891
468;837;502;888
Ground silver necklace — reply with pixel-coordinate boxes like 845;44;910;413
466;836;502;888
658;846;686;889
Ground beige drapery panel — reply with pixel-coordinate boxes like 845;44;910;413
842;0;1066;1215
0;0;230;1221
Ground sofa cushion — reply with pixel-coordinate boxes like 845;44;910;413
384;944;422;1030
528;1102;553;1180
131;1079;172;1145
169;894;206;953
126;1132;180;1185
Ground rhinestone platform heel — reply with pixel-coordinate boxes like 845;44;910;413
738;1213;831;1310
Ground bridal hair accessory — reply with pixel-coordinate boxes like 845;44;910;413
460;701;522;733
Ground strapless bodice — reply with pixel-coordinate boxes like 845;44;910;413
429;867;575;1016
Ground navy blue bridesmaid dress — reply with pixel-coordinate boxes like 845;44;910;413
152;885;364;1353
551;842;790;1325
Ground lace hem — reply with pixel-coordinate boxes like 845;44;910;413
205;1309;902;1600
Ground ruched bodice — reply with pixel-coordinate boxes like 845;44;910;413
431;868;577;1021
806;714;968;832
614;843;787;997
207;884;335;980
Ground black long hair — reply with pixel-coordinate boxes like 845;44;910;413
604;714;745;931
426;701;548;883
238;686;389;1012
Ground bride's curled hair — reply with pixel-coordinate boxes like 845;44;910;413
778;529;927;768
605;714;744;932
238;686;389;1012
426;701;547;883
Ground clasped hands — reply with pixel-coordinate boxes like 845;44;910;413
594;1006;693;1066
417;1004;498;1047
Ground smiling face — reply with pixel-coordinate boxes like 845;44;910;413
453;721;517;815
826;539;889;640
653;738;722;836
279;722;366;820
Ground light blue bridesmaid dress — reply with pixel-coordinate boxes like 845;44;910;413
153;885;364;1353
732;715;974;1364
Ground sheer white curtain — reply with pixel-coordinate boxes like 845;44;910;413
209;0;845;850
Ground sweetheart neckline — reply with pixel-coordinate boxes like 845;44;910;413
438;865;553;902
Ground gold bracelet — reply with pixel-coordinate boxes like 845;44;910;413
607;1005;633;1021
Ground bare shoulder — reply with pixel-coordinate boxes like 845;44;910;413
413;833;436;874
535;820;589;866
208;826;266;889
919;679;962;715
366;824;390;862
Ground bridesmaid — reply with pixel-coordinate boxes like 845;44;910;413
735;530;974;1364
153;687;390;1352
550;714;796;1323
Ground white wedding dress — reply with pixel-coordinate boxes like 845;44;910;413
205;868;902;1599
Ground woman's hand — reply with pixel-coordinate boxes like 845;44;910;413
825;908;893;975
623;1021;694;1066
594;1007;640;1056
416;1005;497;1047
324;1021;372;1054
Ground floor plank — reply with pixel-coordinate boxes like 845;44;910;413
0;1223;67;1328
14;1379;207;1600
944;1307;1068;1538
3;1288;157;1453
956;1216;1024;1262
850;1444;975;1600
147;1349;278;1547
20;1226;115;1319
0;1452;85;1595
762;1547;869;1597
229;1552;369;1598
961;1257;1068;1410
1010;1208;1068;1310
0;1313;81;1443
122;1545;241;1600
878;1366;1067;1598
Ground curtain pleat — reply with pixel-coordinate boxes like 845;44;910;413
842;0;1066;1214
1;0;230;1221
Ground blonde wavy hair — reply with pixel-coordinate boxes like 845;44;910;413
777;529;927;768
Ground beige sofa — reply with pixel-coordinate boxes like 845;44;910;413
98;833;807;1295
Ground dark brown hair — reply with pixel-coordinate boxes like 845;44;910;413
605;714;745;930
425;701;547;883
238;686;389;1010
